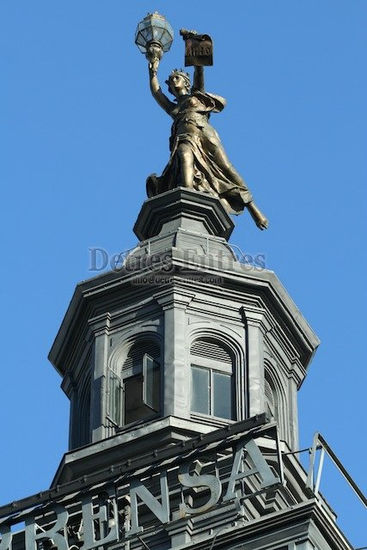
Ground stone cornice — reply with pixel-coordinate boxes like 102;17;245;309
154;287;196;310
48;247;319;377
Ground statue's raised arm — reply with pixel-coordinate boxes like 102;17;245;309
135;14;268;229
192;66;204;93
146;44;176;117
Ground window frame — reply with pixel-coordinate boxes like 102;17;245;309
107;342;162;428
186;334;250;427
142;353;160;412
122;351;161;425
264;369;279;423
107;368;123;426
191;363;234;420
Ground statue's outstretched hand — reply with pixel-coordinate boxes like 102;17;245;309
146;43;163;71
180;29;198;39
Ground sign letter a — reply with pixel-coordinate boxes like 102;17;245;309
223;438;280;502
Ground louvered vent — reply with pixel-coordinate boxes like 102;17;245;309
191;339;232;364
123;340;160;370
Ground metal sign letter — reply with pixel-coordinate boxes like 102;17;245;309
25;505;69;550
178;460;221;516
223;439;280;502
127;472;170;536
0;525;12;550
81;493;119;550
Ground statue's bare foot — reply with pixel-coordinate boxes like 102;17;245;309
247;201;269;230
255;215;269;230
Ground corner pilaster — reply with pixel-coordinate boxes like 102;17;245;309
241;307;271;418
88;313;111;442
156;289;195;419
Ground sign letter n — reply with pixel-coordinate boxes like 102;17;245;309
223;438;280;502
127;472;170;536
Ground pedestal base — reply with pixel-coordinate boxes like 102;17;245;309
134;188;235;241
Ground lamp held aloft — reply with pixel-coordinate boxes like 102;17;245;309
135;12;174;64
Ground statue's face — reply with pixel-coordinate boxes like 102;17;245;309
169;74;188;96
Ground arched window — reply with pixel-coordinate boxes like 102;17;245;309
264;372;278;421
190;338;234;420
108;339;161;427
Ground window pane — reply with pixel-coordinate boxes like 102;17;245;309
108;370;121;425
213;372;233;419
125;369;160;425
143;354;160;412
151;364;160;412
191;367;209;415
124;374;143;424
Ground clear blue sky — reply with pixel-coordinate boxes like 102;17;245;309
0;1;366;544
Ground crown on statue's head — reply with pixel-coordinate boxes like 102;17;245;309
168;68;190;80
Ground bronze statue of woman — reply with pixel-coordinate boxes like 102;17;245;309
145;44;268;230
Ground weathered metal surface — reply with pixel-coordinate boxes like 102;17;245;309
180;29;213;66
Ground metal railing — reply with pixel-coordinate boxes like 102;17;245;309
305;432;366;507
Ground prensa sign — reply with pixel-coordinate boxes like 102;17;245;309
0;420;282;550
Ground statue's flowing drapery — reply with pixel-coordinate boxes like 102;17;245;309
146;90;253;215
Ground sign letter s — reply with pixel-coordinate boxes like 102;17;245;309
178;460;221;517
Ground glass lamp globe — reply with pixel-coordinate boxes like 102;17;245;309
135;12;174;54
